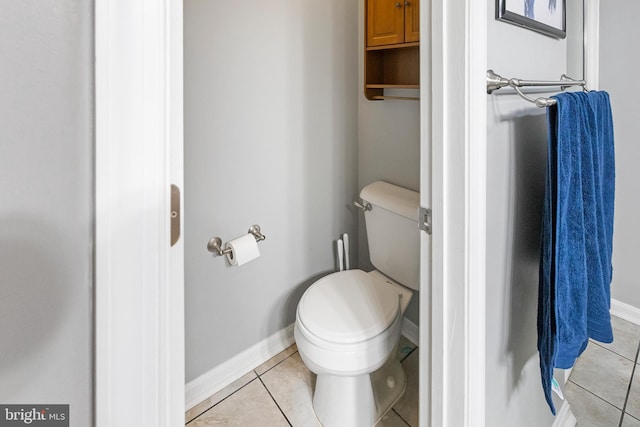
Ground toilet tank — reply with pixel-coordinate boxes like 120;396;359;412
360;181;420;291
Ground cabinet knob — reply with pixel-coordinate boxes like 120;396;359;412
404;1;410;5
395;2;402;7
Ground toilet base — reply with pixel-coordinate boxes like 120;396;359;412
312;346;407;427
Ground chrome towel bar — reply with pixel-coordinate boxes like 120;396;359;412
486;70;588;107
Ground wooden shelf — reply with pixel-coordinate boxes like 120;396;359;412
364;45;419;100
366;84;420;89
366;42;420;52
371;95;420;101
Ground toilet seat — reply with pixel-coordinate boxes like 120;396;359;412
297;270;402;345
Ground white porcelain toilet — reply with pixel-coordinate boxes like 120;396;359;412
294;181;420;427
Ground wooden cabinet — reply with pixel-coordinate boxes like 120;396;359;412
365;0;420;100
367;0;419;47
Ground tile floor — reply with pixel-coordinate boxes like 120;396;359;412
185;315;640;427
185;336;419;426
566;315;640;427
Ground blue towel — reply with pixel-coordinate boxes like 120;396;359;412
538;91;615;415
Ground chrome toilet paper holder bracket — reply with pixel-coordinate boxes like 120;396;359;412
207;224;266;256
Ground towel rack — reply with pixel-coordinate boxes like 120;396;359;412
486;70;587;108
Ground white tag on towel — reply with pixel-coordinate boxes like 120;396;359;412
551;377;565;400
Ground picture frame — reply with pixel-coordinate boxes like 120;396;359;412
497;0;566;39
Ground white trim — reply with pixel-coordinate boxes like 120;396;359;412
551;401;577;427
419;0;433;424
167;0;185;423
584;0;600;90
611;299;640;326
428;0;444;423
402;318;420;347
95;1;184;426
185;325;295;411
429;0;487;426
465;0;488;425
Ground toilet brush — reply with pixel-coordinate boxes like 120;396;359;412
342;233;350;270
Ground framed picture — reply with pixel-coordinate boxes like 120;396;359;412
497;0;566;39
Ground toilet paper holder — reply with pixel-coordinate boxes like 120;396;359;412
207;224;266;256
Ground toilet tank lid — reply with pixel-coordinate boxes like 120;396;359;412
360;181;419;221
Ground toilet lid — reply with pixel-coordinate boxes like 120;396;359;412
297;270;401;344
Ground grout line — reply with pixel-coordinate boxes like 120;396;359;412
391;408;413;427
619;342;640;427
400;346;418;363
258;375;293;427
255;348;298;377
590;339;637;363
186;345;296;424
185;377;258;425
568;380;624;411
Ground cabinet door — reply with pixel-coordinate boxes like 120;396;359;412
404;0;419;43
367;0;405;46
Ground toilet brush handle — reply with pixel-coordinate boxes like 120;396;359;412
342;233;350;270
336;239;344;272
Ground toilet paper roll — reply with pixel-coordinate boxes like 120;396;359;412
225;234;260;266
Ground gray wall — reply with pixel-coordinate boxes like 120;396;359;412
356;0;422;326
0;1;94;425
600;0;640;309
184;0;359;382
484;0;581;423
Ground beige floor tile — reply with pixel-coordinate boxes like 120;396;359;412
565;381;622;427
187;379;289;426
185;370;257;424
188;339;420;426
622;414;640;427
254;344;298;376
594;315;640;361
260;352;321;427
626;367;640;420
392;349;419;426
376;409;411;427
569;342;634;409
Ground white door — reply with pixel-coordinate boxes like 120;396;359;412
95;1;184;426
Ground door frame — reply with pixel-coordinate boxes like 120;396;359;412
426;0;487;426
95;0;489;425
584;0;600;90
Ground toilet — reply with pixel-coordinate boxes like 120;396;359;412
294;181;420;427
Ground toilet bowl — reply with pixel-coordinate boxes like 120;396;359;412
293;181;422;427
294;270;412;427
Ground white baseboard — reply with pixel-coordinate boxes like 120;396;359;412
185;324;295;411
402;317;419;346
552;401;577;427
611;299;640;326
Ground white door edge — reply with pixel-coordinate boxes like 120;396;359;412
426;0;487;426
584;0;600;90
95;1;185;425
